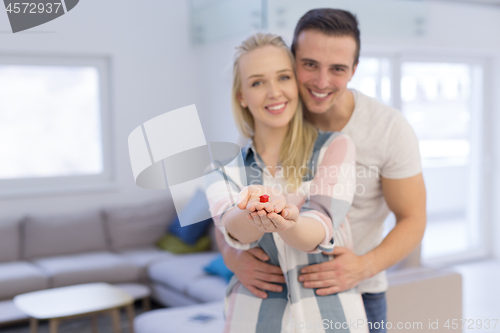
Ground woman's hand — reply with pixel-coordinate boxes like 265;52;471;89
249;202;299;232
237;185;297;232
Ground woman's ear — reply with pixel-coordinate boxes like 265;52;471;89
237;92;246;108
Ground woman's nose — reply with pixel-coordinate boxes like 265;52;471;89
267;81;282;99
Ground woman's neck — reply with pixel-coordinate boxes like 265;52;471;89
253;124;288;176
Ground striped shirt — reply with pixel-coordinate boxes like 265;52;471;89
205;131;368;333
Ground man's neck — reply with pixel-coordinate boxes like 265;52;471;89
308;89;355;132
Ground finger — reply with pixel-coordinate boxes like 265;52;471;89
282;203;299;219
300;261;335;274
246;198;263;212
251;213;263;228
267;212;286;226
254;261;285;276
258;211;275;230
298;271;336;282
255;271;286;284
302;278;338;289
247;247;270;262
237;187;253;210
328;246;346;256
245;285;268;299
254;280;283;293
315;286;342;296
263;199;280;213
273;200;286;213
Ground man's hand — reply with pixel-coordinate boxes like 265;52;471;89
298;246;372;295
223;246;285;298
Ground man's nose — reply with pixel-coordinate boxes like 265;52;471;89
314;69;330;90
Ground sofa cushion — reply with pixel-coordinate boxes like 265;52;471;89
185;275;227;303
33;252;141;288
23;210;107;260
0;262;49;300
0;217;23;263
104;200;174;251
117;247;175;280
148;252;220;293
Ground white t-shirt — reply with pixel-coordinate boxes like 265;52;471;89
341;89;422;293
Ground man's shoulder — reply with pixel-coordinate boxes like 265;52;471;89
353;89;400;119
351;89;410;132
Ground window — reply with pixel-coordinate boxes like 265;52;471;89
0;55;113;195
349;56;487;264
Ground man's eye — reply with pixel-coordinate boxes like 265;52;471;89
304;62;315;68
334;67;345;72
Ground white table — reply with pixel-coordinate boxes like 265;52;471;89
14;283;135;333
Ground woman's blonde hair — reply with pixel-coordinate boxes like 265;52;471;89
231;32;318;190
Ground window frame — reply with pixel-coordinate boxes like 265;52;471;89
357;51;492;264
0;54;115;197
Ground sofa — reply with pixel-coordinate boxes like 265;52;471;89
0;197;463;332
0;198;224;326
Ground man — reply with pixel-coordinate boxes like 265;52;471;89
216;8;426;333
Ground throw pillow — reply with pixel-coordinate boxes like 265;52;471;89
203;254;234;283
156;233;211;254
168;189;213;246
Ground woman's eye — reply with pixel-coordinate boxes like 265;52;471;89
279;76;290;81
251;81;261;87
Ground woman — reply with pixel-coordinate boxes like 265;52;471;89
205;32;367;333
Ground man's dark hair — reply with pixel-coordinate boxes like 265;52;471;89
291;8;360;66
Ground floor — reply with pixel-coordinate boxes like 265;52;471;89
0;261;498;333
451;259;500;333
0;302;162;333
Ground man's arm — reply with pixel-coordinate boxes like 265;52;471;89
215;228;286;298
298;173;426;295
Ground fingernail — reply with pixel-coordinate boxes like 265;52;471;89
298;276;304;282
283;211;288;217
304;282;310;287
276;287;282;292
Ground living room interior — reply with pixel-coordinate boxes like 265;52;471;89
1;0;500;332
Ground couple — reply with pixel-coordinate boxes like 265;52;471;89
207;8;426;333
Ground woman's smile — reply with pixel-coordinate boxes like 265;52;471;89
265;101;288;115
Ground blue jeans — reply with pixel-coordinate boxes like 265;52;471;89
362;292;387;333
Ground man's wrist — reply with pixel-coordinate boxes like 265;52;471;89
361;251;379;280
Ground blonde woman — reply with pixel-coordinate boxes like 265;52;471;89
206;33;368;333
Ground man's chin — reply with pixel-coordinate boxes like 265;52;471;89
303;104;330;115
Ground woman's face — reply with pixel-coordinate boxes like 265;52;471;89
237;45;298;131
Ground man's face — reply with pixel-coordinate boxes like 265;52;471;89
295;30;358;115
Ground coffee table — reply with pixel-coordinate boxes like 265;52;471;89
14;283;135;333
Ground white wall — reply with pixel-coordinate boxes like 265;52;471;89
0;0;199;218
1;0;499;259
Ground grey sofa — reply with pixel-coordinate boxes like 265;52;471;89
0;199;225;326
